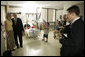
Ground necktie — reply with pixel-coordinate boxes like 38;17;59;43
14;19;17;25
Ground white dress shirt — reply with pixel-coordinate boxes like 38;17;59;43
71;17;80;25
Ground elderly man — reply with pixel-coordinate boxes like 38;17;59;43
11;13;24;48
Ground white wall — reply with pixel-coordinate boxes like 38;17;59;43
48;9;53;22
77;3;84;21
56;10;63;21
10;8;27;23
1;6;6;24
9;7;37;25
1;6;6;56
41;9;47;22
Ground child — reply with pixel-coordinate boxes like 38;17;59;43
42;22;50;42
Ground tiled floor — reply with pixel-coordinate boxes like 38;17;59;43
12;30;62;56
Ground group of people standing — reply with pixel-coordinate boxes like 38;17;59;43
4;13;24;53
3;5;84;56
54;5;84;56
39;5;84;56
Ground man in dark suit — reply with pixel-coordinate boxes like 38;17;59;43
11;13;24;48
60;5;84;56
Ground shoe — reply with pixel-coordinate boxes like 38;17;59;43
54;36;56;39
12;49;16;51
17;46;19;49
20;46;23;48
42;39;44;41
54;37;56;39
45;41;48;43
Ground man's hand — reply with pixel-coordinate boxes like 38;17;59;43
22;30;25;36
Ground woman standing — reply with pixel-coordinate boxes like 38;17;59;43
4;13;15;52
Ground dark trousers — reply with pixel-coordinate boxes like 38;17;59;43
14;31;23;47
60;46;84;56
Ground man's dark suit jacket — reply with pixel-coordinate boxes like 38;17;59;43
60;17;84;56
11;18;24;33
